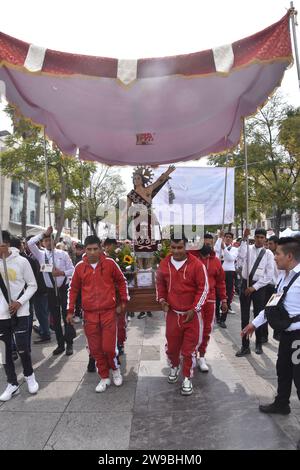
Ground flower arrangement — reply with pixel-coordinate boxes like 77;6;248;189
107;243;136;273
153;240;171;267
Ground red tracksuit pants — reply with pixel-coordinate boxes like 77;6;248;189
83;309;118;379
117;313;127;347
199;301;215;356
165;309;203;379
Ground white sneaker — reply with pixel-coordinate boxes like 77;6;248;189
25;373;39;394
73;316;81;324
198;357;209;373
95;378;111;393
168;366;179;384
0;383;20;401
181;377;193;396
112;368;123;387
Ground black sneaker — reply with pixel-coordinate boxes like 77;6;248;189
65;345;73;356
147;311;153;317
118;344;124;356
12;351;18;361
32;325;41;335
34;336;51;344
52;346;65;355
137;312;147;319
87;357;96;373
255;344;263;355
128;312;135;318
219;321;227;329
259;402;291;415
235;347;251;357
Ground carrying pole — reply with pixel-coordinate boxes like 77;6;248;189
43;129;58;298
290;2;300;90
221;155;229;230
0;157;12;303
243;119;250;288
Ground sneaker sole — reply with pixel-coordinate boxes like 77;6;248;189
199;367;209;373
168;376;179;384
181;389;193;396
0;388;20;401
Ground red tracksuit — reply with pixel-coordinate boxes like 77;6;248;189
156;253;209;378
67;254;129;378
196;251;227;355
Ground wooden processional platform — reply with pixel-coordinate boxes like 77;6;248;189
126;287;161;312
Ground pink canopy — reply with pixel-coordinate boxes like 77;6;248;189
0;12;293;165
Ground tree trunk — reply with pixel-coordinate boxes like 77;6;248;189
274;209;283;236
21;178;28;238
54;171;67;243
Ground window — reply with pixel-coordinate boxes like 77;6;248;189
10;180;40;225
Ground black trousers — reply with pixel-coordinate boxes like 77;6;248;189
275;329;300;406
47;285;72;347
0;317;33;385
216;271;236;322
240;280;268;348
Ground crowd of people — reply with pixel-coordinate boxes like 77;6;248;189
0;226;299;447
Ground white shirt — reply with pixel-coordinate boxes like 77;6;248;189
28;233;74;288
91;263;98;270
214;238;238;271
252;262;300;332
171;257;187;271
238;241;275;291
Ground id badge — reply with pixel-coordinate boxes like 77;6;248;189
266;292;283;307
40;263;53;273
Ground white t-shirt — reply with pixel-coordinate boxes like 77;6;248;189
171;257;187;271
91;263;98;270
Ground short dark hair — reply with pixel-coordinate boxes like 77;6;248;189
104;238;117;247
204;233;213;239
42;233;54;240
84;235;101;247
170;235;188;244
1;230;11;244
255;228;267;237
224;232;234;238
10;237;22;250
278;237;300;261
269;235;279;244
75;242;84;249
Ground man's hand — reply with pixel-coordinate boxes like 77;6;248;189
221;301;228;313
116;303;127;315
44;226;53;237
243;228;251;239
183;310;195;323
160;300;169;313
219;229;225;238
52;268;65;277
241;323;256;338
66;313;74;324
9;301;21;315
245;286;255;296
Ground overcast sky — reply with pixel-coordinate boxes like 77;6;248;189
1;0;300;187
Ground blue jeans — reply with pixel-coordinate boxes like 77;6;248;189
33;293;50;337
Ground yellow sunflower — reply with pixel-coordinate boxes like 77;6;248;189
123;255;134;264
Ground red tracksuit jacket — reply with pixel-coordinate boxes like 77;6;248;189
156;253;209;312
67;253;129;313
189;250;227;302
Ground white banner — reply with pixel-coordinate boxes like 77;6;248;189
152;167;235;226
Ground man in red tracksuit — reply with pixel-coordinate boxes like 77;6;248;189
156;237;209;396
66;235;129;393
191;234;228;372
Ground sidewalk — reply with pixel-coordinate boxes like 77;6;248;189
0;300;299;450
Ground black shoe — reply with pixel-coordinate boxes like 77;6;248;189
118;344;124;356
235;347;251;357
273;331;281;342
128;312;135;318
65;345;73;356
147;311;153;317
87;357;96;372
52;345;65;355
12;351;18;361
137;311;147;319
255;344;263;355
219;321;227;329
34;336;51;344
259;402;291;415
261;337;268;344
